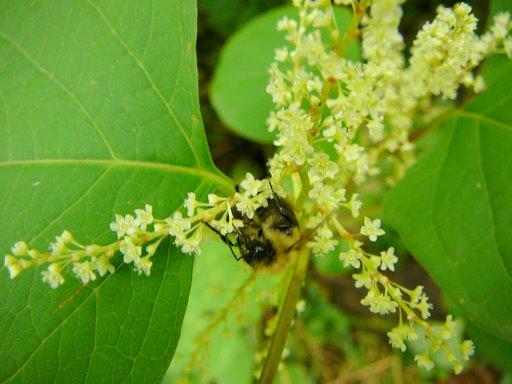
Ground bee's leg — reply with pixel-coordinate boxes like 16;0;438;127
202;220;242;261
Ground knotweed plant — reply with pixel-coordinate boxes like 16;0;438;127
5;0;511;376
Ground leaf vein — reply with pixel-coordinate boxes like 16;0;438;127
0;32;118;160
84;0;202;166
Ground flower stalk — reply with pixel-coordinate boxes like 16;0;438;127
259;247;310;384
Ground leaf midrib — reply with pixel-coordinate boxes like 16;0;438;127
0;158;232;191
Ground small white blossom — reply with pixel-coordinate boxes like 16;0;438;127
460;340;475;360
110;214;137;239
72;261;97;284
347;193;362;217
4;255;23;279
135;204;153;230
414;295;433;319
353;271;373;289
166;211;191;238
240;173;262;197
49;231;73;256
380;247;398;271
11;241;29;256
307;152;338;183
41;263;65;289
307;225;337;255
361;289;398;314
235;192;260;219
94;255;115;277
308;182;346;211
119;238;142;264
414;354;434;370
441;314;456;340
339;250;361;269
387;324;418;352
360;217;385;241
176;235;201;255
135;256;152;276
343;144;364;161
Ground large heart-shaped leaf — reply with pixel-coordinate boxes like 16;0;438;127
0;1;230;382
384;60;512;345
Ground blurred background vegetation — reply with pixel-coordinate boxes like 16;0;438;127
165;1;509;383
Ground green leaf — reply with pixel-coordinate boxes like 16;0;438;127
210;5;359;143
489;0;512;17
384;62;512;345
0;1;230;382
198;0;282;37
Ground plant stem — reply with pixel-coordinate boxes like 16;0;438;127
258;248;310;384
335;1;368;57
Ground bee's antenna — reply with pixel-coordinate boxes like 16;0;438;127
286;211;335;253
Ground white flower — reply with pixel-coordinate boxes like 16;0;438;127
490;12;510;39
11;241;29;256
94;255;115;277
235;192;260;219
380;247;398;271
72;261;97;284
387;324;418;352
441;314;456;340
135;204;153;230
460;340;475;360
119;238;142;264
347;193;362;217
353;271;372;289
176;236;201;255
343;144;364;161
49;231;73;256
361;289;398;314
134;256;152;276
307;152;338;183
409;285;424;304
41;263;65;289
307;225;338;255
166;211;191;238
4;255;23;279
110;214;137;238
240;173;262;197
308;182;346;211
414;295;433;319
339;250;361;269
414;354;434;370
360;217;385;241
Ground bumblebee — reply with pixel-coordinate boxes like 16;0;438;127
205;186;301;272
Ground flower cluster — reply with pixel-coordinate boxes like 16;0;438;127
261;0;508;373
344;237;474;372
267;1;512;188
4;174;278;288
5;204;164;288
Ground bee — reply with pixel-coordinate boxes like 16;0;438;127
204;183;301;272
